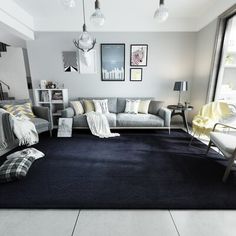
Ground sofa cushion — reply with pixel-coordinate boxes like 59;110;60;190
139;100;151;114
125;99;140;114
30;118;49;133
70;101;84;115
117;113;164;127
83;100;95;113
148;101;164;115
93;99;109;114
73;113;116;127
78;98;117;113
117;97;153;113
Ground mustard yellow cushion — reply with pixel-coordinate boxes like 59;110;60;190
83;100;95;113
138;100;151;114
4;103;35;119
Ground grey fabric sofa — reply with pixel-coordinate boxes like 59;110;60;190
0;99;52;136
61;97;171;129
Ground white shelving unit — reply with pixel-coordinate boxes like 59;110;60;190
34;89;68;128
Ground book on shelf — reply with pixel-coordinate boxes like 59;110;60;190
52;91;63;100
40;91;50;102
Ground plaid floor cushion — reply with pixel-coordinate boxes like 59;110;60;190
0;156;35;183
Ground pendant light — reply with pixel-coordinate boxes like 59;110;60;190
73;0;96;52
154;0;169;23
90;0;105;27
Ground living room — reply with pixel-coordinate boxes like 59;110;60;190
0;0;236;235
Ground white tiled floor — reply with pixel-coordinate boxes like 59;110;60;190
171;210;236;236
74;210;178;236
1;210;236;236
0;210;78;236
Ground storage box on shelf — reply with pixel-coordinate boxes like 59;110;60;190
34;89;68;128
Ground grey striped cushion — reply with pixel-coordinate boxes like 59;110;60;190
0;156;34;183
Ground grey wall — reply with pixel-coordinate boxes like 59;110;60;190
190;20;218;119
27;32;196;106
0;47;29;99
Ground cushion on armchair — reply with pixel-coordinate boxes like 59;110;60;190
3;103;35;119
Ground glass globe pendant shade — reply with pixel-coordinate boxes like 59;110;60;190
79;31;94;51
90;9;105;27
73;0;96;52
61;0;76;8
90;0;105;27
74;24;96;52
154;1;169;23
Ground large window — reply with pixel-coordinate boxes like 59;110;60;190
214;14;236;103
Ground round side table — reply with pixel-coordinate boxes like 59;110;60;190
167;105;193;133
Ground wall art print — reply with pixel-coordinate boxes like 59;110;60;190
62;51;78;72
130;44;148;66
101;44;125;81
130;68;143;81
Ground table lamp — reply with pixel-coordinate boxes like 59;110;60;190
173;81;188;107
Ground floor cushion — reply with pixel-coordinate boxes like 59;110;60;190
0;156;35;183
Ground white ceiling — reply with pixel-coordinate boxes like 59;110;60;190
13;0;214;18
12;0;236;32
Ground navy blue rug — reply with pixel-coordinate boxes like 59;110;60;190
0;129;235;209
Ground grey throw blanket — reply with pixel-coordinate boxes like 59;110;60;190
0;108;15;150
0;109;7;150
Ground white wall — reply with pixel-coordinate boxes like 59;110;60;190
190;20;218;119
0;47;29;99
27;32;196;106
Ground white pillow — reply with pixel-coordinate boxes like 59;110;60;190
125;99;140;114
7;148;45;160
93;99;109;114
70;101;84;115
138;100;151;114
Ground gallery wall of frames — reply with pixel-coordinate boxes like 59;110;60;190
62;43;148;82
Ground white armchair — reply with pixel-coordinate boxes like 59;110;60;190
206;123;236;182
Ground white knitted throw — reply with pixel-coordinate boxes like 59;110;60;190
86;112;120;138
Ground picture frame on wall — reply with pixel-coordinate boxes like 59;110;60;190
130;44;148;67
130;68;143;82
79;49;97;74
101;44;125;81
62;51;78;72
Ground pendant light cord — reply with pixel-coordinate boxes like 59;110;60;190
82;0;86;24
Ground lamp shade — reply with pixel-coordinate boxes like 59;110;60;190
173;81;188;91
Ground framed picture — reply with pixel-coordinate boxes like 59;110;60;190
62;51;78;72
130;68;143;82
130;44;148;66
101;44;125;81
57;118;73;137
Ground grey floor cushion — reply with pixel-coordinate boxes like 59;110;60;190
0;156;35;183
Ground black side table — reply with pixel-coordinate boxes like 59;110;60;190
167;105;193;133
